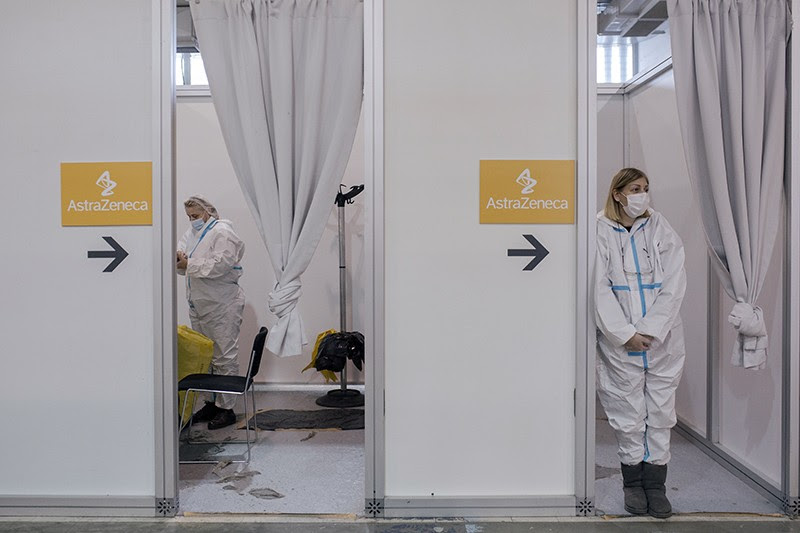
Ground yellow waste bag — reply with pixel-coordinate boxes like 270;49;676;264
177;325;214;426
302;329;339;383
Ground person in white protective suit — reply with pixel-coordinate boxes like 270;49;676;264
595;168;686;519
177;195;245;430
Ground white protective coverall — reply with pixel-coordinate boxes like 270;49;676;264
178;217;245;410
595;210;686;465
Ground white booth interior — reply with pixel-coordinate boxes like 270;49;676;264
594;6;785;515
175;100;368;514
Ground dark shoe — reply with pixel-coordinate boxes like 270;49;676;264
620;462;648;515
643;462;672;518
208;409;236;430
192;401;221;423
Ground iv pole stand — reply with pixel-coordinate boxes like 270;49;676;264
316;184;365;408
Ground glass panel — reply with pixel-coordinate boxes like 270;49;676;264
189;53;208;85
176;52;208;86
596;1;671;84
597;38;634;84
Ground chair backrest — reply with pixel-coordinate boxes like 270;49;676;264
245;327;268;382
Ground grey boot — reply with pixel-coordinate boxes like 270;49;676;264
620;462;648;515
643;462;672;518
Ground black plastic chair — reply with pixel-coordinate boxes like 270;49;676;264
178;326;268;464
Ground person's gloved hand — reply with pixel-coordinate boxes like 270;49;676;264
624;332;653;352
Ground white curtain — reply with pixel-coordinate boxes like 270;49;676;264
190;0;363;357
667;0;790;369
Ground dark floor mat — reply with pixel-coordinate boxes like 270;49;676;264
248;409;364;430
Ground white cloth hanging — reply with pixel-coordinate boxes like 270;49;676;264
667;0;790;369
190;0;364;356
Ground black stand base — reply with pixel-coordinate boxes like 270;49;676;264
315;388;364;408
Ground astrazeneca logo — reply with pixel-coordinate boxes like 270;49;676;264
66;169;149;213
516;168;537;194
96;170;117;197
485;167;569;211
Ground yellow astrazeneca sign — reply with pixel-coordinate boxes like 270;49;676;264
61;162;153;226
479;159;575;224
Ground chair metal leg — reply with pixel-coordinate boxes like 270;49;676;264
250;387;259;443
179;387;254;464
178;389;198;435
243;388;251;463
185;392;202;444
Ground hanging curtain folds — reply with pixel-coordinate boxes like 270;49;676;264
190;0;364;357
667;0;790;369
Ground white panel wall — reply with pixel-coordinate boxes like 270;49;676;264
634;30;671;77
383;0;577;496
597;94;625;207
625;71;708;433
176;99;365;385
717;227;784;486
0;1;157;495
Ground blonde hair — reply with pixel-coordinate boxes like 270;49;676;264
604;167;651;224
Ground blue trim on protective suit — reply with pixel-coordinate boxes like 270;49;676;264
187;219;218;297
612;283;660;291
627;351;648;369
630;233;647;318
631;219;652;461
189;219;217;258
629;228;650;369
612;226;626;233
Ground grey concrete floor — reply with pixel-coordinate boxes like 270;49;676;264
179;391;782;518
1;518;800;532
179;390;364;514
594;415;781;516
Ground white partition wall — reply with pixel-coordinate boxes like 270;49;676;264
596;94;625;207
0;1;175;516
788;0;800;513
367;0;590;517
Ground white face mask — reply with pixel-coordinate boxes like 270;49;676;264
622;192;650;218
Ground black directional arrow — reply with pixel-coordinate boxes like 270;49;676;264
507;234;549;271
88;236;129;272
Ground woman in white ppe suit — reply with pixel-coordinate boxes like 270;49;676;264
595;168;686;519
177;195;245;430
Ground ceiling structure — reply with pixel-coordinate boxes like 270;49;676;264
177;1;667;37
597;0;668;37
